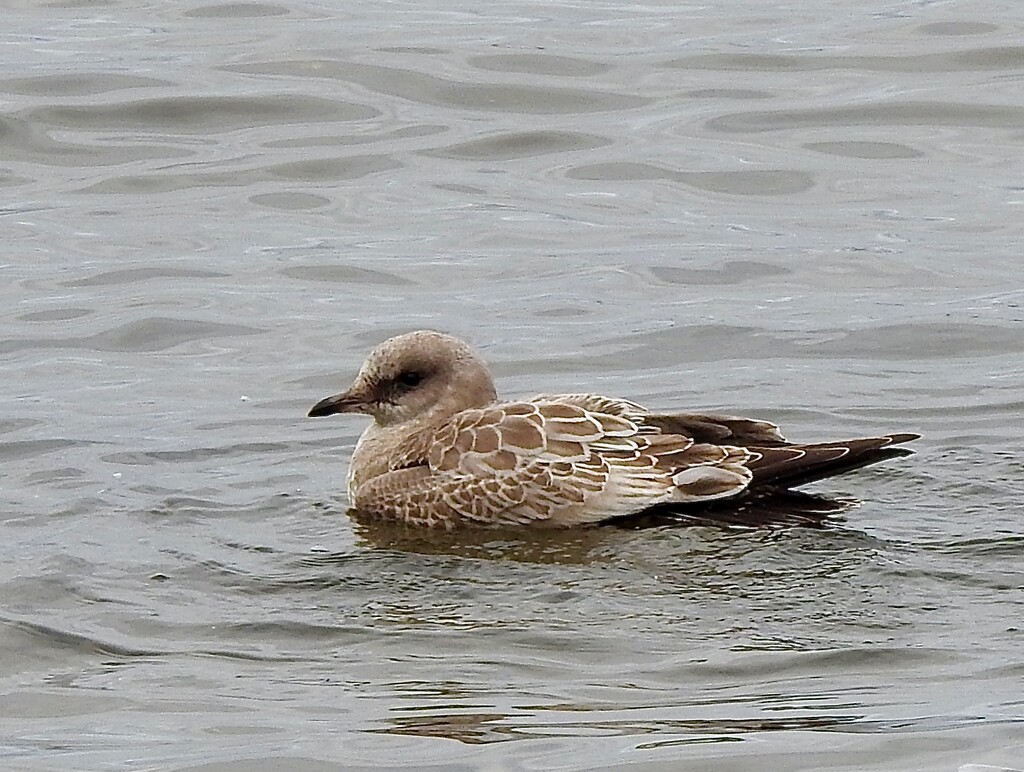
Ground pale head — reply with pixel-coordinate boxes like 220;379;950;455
307;330;498;427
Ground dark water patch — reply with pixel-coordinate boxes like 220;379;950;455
709;101;1024;133
87;317;261;352
0;689;129;719
420;131;610;161
682;646;962;685
1;616;164;658
250;192;332;210
0;73;170;96
1;113;193;166
467;53;611;77
0;419;38;435
0;171;31;187
17;307;93;322
603;322;1024;366
222;60;649;114
29;95;379;133
918;534;1024;557
566;162;815;195
281;264;414;286
78;171;249;195
686;88;774;100
816;322;1024;360
60;267;228;287
264;123;445;149
266;153;403;182
918;22;1000;36
218;620;370;641
24;467;86;485
878;562;1022;593
80;153;402;193
847;399;1024;422
667;47;1024;72
105;441;291;467
0;439;94;462
377;46;447;55
804;141;924;159
0;317;262;354
982;661;1024;679
169;758;418;772
1;615;312;664
649;261;790;286
184;2;290;18
831;714;1022;734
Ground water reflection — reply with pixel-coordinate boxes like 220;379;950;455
372;709;864;744
348;515;626;565
343;487;854;564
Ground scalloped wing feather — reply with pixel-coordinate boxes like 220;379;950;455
409;399;757;525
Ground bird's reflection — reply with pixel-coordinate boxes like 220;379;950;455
346;488;856;564
369;707;864;744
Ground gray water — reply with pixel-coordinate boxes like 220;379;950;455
3;0;1023;769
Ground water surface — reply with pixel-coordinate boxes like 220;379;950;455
2;0;1023;769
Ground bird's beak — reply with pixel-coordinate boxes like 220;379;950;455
307;389;365;417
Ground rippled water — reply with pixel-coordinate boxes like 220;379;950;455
3;0;1023;769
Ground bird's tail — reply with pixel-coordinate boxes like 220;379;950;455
745;433;919;489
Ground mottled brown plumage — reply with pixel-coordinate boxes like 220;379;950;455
307;331;918;528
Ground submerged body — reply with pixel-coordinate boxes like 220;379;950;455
308;331;918;528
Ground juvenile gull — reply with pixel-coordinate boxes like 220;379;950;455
308;330;918;528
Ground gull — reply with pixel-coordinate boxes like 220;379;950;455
307;330;918;528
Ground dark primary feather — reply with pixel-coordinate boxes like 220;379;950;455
644;412;790;446
745;434;918;487
612;430;919;529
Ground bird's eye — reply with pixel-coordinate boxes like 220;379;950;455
396;370;424;388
